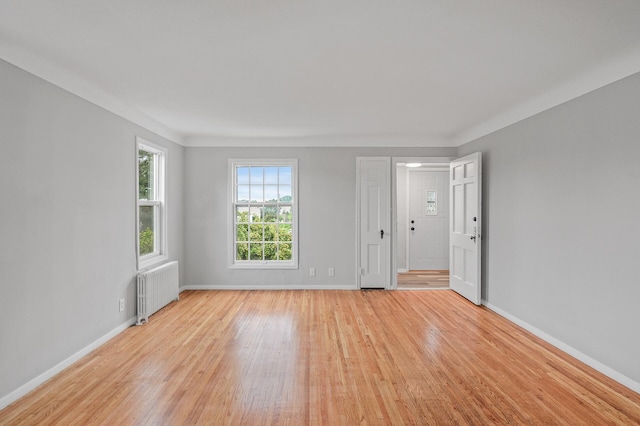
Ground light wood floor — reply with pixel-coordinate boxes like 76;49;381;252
397;270;449;289
2;290;639;425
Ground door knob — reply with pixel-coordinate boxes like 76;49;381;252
470;235;476;241
411;227;415;231
380;229;384;239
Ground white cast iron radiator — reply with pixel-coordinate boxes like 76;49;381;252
136;261;179;325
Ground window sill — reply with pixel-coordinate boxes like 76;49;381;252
138;254;169;272
229;262;298;270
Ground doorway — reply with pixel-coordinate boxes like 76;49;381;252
357;154;482;304
394;158;451;290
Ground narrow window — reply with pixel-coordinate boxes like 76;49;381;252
137;139;167;268
426;190;437;215
230;159;298;269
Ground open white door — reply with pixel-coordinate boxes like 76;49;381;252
449;152;482;304
357;157;390;289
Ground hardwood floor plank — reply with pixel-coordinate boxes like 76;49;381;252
1;290;639;425
397;270;450;289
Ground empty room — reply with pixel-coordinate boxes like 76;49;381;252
1;1;640;424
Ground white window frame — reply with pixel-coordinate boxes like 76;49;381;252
229;159;298;269
136;138;168;270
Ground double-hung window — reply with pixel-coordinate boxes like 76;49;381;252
230;159;298;269
137;138;167;269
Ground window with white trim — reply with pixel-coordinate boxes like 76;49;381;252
137;139;167;268
230;159;298;269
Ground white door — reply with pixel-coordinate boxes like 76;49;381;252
357;157;390;289
409;170;449;270
449;152;482;304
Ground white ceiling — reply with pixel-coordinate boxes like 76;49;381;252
2;0;640;147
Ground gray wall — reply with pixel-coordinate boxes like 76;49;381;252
0;60;184;400
184;147;455;289
458;72;640;385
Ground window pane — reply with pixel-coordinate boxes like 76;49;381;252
138;150;154;200
426;190;437;215
264;243;278;260
278;224;292;241
249;224;263;242
237;167;250;184
236;224;248;242
236;206;249;223
278;206;292;223
250;206;262;223
279;243;292;260
250;243;263;260
250;167;263;184
279;167;292;185
263;206;277;222
139;205;155;256
264;185;278;202
237;185;250;202
236;243;249;260
279;185;291;202
250;185;264;202
264;224;277;242
264;167;278;184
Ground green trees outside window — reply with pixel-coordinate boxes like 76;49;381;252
235;209;292;261
138;148;159;257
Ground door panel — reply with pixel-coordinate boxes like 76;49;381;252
408;170;449;270
449;153;482;304
358;157;390;289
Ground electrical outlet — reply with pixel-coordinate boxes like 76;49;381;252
328;267;335;277
309;267;316;277
119;298;125;312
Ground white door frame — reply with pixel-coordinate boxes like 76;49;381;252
390;157;453;289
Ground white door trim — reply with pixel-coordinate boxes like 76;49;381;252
391;157;453;289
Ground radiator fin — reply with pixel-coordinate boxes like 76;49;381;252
136;261;179;325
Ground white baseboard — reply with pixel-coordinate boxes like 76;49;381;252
0;316;137;411
483;301;640;394
181;284;358;291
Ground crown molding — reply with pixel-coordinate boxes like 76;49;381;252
0;43;184;146
183;133;454;148
6;39;640;150
453;46;640;146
